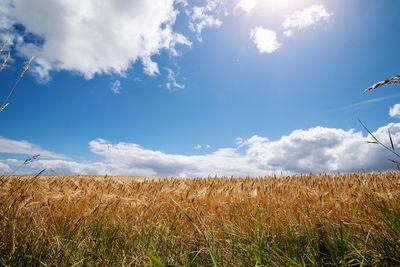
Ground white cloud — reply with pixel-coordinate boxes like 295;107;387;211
250;27;281;54
333;94;400;112
141;56;160;77
194;144;212;150
283;30;293;37
235;0;257;14
235;0;272;14
175;0;188;7
283;5;332;36
238;126;396;173
2;123;400;177
0;158;111;176
0;136;67;159
389;104;400;118
111;80;121;94
189;0;224;41
165;67;184;89
0;0;191;81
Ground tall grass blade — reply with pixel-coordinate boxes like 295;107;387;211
254;205;260;241
351;199;362;223
145;250;167;267
170;197;218;267
359;118;400;159
388;129;395;151
358;118;378;142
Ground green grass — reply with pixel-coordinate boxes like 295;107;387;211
1;198;399;266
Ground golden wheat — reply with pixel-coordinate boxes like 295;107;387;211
0;172;399;265
1;172;399;234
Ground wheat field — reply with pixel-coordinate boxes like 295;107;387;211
0;172;400;266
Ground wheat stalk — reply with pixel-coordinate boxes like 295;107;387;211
363;74;400;94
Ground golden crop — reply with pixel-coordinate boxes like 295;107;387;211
1;172;399;230
1;172;399;265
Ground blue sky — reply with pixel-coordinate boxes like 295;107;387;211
0;0;400;177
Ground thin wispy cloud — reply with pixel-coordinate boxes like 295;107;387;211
331;94;400;112
194;144;212;150
0;136;67;159
283;5;332;37
189;0;224;42
165;68;184;90
111;80;121;94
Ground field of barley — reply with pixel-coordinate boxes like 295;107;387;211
1;172;400;266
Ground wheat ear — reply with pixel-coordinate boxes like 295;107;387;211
363;74;400;94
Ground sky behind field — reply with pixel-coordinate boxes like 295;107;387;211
0;0;400;176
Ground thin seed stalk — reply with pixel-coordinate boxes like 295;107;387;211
0;57;33;112
363;75;400;94
0;52;10;72
0;39;9;53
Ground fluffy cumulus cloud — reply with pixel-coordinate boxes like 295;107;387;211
250;27;281;54
2;123;400;177
389;104;400;118
0;0;191;81
237;125;399;173
283;5;332;37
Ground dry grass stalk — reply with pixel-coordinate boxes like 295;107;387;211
363;74;400;94
0;52;10;73
0;39;8;53
0;39;10;73
0;57;33;112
